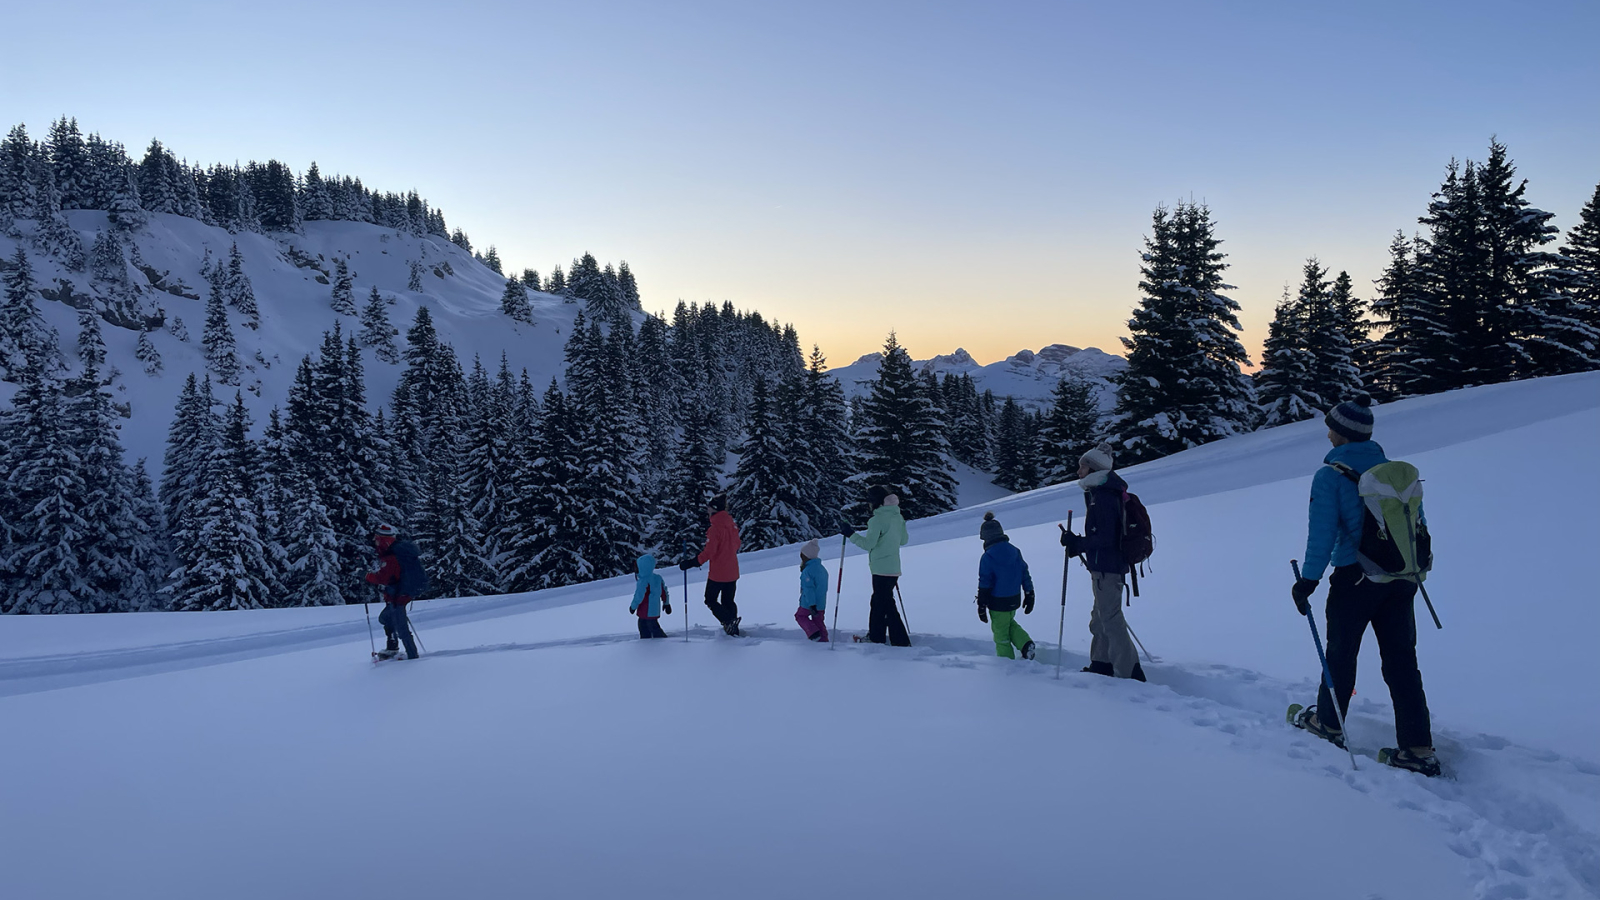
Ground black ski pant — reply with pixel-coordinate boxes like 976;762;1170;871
379;602;419;659
867;574;911;646
704;579;739;626
637;617;668;639
1316;565;1432;750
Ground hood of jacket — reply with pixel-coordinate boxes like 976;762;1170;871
636;554;657;577
1322;439;1387;475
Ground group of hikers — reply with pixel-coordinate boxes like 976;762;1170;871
363;393;1440;777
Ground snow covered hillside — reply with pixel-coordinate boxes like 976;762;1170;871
832;342;1126;412
3;372;1598;900
0;212;579;474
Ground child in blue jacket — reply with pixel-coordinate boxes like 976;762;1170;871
977;512;1037;659
795;539;830;642
629;554;672;639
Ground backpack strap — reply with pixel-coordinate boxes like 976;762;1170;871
1326;461;1360;484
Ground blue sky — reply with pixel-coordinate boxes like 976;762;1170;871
5;0;1598;366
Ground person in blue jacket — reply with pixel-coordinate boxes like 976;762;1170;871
794;539;830;642
976;513;1036;659
629;554;672;639
1290;396;1437;776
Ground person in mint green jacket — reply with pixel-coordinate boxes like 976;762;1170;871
843;485;911;646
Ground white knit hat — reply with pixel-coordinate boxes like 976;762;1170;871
800;539;821;559
1079;442;1115;473
884;494;900;507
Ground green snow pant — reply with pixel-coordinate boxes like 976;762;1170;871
989;609;1033;659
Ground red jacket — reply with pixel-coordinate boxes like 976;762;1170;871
365;550;410;605
697;511;741;582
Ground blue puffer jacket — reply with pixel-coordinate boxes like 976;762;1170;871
1303;440;1425;581
1080;470;1130;575
629;555;670;618
799;557;829;610
978;537;1035;611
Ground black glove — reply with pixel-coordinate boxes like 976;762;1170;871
1291;578;1319;616
1059;531;1080;555
663;602;672;616
678;559;697;571
1023;590;1036;615
842;524;857;538
977;603;988;623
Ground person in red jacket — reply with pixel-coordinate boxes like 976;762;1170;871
680;494;743;636
365;524;418;660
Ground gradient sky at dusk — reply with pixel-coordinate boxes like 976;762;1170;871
6;0;1598;367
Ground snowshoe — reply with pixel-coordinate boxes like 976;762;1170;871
1081;661;1114;677
1020;640;1037;661
1378;748;1442;778
374;649;400;661
1287;703;1347;749
852;635;880;644
807;632;824;642
722;616;743;637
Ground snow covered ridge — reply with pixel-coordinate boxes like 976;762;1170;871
831;341;1126;412
2;371;1597;900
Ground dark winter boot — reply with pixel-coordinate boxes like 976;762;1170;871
1131;663;1147;682
1082;661;1115;677
1382;748;1442;778
1021;641;1037;661
1293;705;1347;749
385;633;399;654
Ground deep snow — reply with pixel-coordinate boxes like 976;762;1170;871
3;372;1599;900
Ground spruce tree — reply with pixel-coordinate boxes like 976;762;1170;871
799;346;852;534
853;333;958;520
1298;258;1364;410
160;374;218;544
2;247;57;380
360;286;398;363
224;242;259;328
1256;285;1320;426
136;324;162;375
648;404;721;560
1562;181;1600;344
330;258;356;315
3;371;93;613
284;471;345;607
408;259;425;293
1039;372;1100;483
499;275;533;323
482;246;503;274
731;374;809;550
169;432;273;611
525;381;593;587
202;282;239;384
0;124;37;223
1111;202;1257;462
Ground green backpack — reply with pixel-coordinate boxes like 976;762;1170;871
1327;460;1433;584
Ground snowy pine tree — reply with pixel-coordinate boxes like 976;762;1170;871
359;286;399;364
201;282;239;384
2;247;58;381
1561;181;1600;349
499;275;533;323
330;258;356;315
408;259;425;293
853;333;958;520
1039;371;1100;483
731;374;810;550
799;346;853;534
136;324;162;375
1256;285;1320;426
224;243;259;328
1111;201;1257;463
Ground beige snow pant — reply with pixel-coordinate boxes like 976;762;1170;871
1089;571;1139;678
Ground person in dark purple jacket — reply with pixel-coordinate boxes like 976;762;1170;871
1059;443;1145;681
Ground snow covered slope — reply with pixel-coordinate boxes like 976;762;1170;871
3;372;1598;900
832;342;1127;412
1;213;580;475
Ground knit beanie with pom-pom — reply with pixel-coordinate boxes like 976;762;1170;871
1079;441;1115;473
1325;394;1375;442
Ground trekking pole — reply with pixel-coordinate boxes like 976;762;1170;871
830;534;846;651
1126;620;1155;664
894;582;911;640
1292;560;1358;771
408;608;427;655
681;541;691;643
1055;512;1072;679
1416;580;1442;630
363;599;377;658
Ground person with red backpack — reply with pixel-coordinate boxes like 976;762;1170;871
680;494;743;636
1058;442;1146;681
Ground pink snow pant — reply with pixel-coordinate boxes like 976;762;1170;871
795;606;829;642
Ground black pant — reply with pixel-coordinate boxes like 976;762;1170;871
1316;565;1432;749
637;618;667;639
378;602;418;658
868;575;910;646
704;580;738;625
